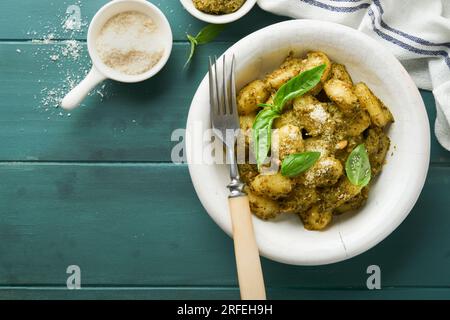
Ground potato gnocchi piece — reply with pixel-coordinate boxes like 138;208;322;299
346;109;371;137
281;54;305;69
295;102;332;137
329;63;353;85
271;124;304;160
294;96;337;136
250;172;294;199
293;94;320;111
301;51;331;95
322;177;363;210
238;163;259;185
239;113;256;147
273;109;299;128
299;204;333;231
304;137;333;158
303;51;331;81
354;82;394;127
365;127;391;176
279;186;318;214
239;113;256;131
237;79;271;115
334;187;369;214
320;103;347;138
323;79;359;114
246;187;280;220
300;157;344;187
265;54;304;90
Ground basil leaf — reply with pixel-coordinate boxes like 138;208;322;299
273;64;326;113
281;152;321;177
187;34;198;46
195;24;226;44
345;144;371;187
252;108;280;168
184;34;197;68
184;24;226;67
253;108;280;131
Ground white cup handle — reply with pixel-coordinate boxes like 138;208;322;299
61;66;106;110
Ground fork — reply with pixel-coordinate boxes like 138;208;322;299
209;55;266;300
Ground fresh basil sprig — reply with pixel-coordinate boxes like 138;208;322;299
252;64;326;169
345;144;371;187
281;152;321;177
185;24;226;68
252;109;280;168
272;64;326;113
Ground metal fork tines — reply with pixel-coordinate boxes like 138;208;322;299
208;55;244;197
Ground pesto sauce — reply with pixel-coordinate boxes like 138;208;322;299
193;0;246;15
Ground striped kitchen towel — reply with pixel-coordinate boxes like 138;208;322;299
258;0;450;151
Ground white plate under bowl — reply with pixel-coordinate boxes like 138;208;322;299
186;20;430;266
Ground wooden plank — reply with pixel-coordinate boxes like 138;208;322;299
0;42;448;163
0;0;447;302
0;42;226;161
2;287;450;300
0;1;285;41
0;163;449;289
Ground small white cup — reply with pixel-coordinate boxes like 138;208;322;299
179;0;257;24
61;0;173;110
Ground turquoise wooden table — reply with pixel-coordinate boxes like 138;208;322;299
0;1;449;300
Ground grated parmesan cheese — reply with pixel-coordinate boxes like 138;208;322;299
95;11;164;76
309;104;329;124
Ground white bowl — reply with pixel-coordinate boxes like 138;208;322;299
186;20;430;265
61;0;173;110
88;0;173;84
180;0;257;24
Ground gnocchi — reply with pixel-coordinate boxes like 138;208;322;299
237;80;271;115
250;172;294;200
237;51;393;230
271;124;304;160
354;82;394;127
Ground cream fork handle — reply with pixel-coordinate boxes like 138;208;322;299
229;196;266;300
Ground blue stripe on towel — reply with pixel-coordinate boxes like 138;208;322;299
368;9;450;69
299;0;450;69
299;0;370;12
373;0;450;48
